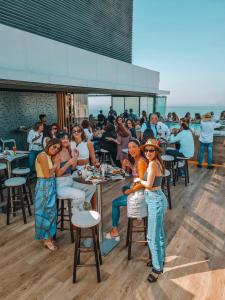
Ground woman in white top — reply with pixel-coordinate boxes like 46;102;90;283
70;125;98;208
27;122;44;175
70;125;98;166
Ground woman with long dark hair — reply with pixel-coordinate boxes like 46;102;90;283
34;138;61;251
135;139;167;282
106;139;147;239
115;116;131;164
126;118;137;139
101;123;118;165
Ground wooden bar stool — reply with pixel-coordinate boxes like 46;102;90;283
162;169;172;209
161;154;176;186
5;177;32;225
56;197;74;243
126;191;150;260
12;167;33;205
72;210;102;283
176;157;190;186
0;163;7;202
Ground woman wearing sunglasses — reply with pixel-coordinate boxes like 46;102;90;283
34;138;62;251
106;139;147;239
70;125;98;208
135;139;168;283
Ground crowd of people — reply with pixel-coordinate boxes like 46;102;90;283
27;107;224;283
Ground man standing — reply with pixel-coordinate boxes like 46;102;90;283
197;113;220;169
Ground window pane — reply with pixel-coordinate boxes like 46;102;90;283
112;97;125;115
124;97;139;115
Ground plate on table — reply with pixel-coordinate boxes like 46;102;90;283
16;150;29;154
111;168;125;176
111;174;124;180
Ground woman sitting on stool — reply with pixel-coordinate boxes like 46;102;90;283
70;125;99;209
53;132;85;215
106;139;147;240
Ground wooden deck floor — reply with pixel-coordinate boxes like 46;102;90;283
0;166;225;300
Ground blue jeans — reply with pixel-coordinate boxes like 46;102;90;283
29;150;41;175
145;190;168;272
198;142;213;166
112;185;130;227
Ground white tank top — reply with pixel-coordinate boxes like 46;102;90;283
71;141;89;160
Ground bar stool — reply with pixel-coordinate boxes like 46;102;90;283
161;154;176;186
56;197;74;243
99;149;111;163
162;169;172;209
176;157;190;186
5;177;32;225
0;163;7;202
126;191;150;260
72;210;102;283
12;167;33;205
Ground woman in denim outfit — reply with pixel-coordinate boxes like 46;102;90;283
135;139;168;283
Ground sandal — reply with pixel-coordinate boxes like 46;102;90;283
147;269;163;283
44;240;58;251
105;231;120;241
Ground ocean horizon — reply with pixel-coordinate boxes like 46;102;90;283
88;97;224;119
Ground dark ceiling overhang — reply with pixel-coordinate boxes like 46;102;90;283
0;79;164;97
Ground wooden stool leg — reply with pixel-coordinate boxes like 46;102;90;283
6;187;11;225
172;162;176;186
67;200;75;243
167;177;172;209
184;161;187;186
23;184;32;216
72;228;80;283
186;160;190;184
128;218;133;260
95;225;102;265
0;180;4;203
143;217;147;244
60;199;64;231
19;186;27;224
27;177;33;205
126;217;131;247
92;227;101;282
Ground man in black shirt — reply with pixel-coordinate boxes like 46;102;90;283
97;110;106;128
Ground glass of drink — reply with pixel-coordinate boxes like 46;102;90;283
12;146;17;155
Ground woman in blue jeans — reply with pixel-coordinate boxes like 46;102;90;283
135;139;168;283
106;139;147;240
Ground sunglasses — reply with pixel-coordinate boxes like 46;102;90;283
72;130;81;134
144;149;156;153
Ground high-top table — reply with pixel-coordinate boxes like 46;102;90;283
73;168;125;256
0;151;29;177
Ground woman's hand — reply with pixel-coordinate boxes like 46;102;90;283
124;189;132;195
68;157;77;166
122;159;131;169
73;148;79;160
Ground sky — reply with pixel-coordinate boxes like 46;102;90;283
133;0;225;106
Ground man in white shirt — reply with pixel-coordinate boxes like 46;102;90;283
166;123;194;159
198;113;220;169
141;114;170;141
27;122;44;174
